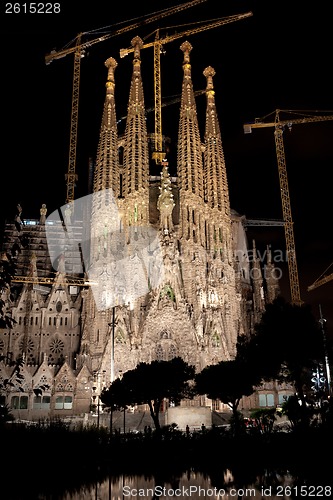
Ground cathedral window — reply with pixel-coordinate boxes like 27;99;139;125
49;318;51;326
115;328;125;344
11;395;28;410
160;330;170;340
160;285;175;302
55;395;73;410
19;337;34;354
49;337;64;355
211;331;220;348
168;344;177;360
39;375;49;386
259;393;275;407
33;395;50;410
56;301;62;313
156;344;164;361
119;173;123;198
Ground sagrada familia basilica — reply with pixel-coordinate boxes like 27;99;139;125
0;36;284;420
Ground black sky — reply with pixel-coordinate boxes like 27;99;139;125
1;0;332;334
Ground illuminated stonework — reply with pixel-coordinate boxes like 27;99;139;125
0;38;280;419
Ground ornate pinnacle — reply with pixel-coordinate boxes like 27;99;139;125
203;66;216;94
105;57;117;95
180;40;192;66
131;36;144;61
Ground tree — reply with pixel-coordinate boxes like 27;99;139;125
100;376;130;434
101;357;196;432
237;297;324;424
195;359;255;434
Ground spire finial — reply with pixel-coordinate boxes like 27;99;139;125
180;40;192;65
203;66;216;93
105;57;117;95
131;36;144;61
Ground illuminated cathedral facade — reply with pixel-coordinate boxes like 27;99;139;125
0;37;284;420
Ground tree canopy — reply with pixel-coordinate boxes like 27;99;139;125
237;297;325;405
101;357;196;430
195;358;255;415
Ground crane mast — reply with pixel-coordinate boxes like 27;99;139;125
120;11;253;165
244;109;333;306
45;0;209;205
65;34;82;205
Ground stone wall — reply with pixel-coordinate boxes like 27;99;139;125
165;406;212;431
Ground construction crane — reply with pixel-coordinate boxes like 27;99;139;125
45;0;208;206
117;89;206;124
11;275;94;287
307;262;333;292
242;218;284;227
120;11;253;165
244;109;333;306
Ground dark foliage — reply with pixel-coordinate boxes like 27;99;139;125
101;357;196;430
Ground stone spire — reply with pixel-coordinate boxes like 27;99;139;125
177;41;205;249
93;57;119;198
89;56;120;274
203;66;231;218
177;41;204;200
122;36;149;226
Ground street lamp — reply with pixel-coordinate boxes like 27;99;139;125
108;306;117;384
319;305;332;397
119;369;126;434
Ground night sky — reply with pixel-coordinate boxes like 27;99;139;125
1;0;332;335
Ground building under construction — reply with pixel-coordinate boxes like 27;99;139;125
0;35;294;421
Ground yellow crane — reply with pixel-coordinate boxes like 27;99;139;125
120;11;253;165
244;109;333;306
11;275;94;287
307;263;333;292
45;0;208;205
117;89;206;124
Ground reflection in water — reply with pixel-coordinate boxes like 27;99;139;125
58;470;299;500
